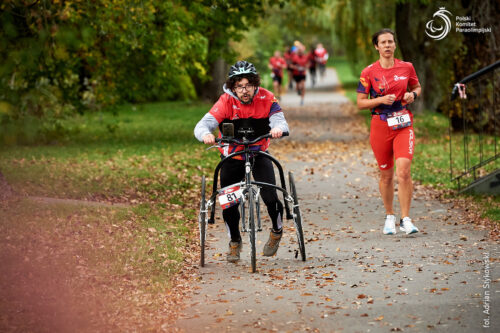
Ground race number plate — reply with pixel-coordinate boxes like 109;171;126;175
387;111;411;130
218;186;244;210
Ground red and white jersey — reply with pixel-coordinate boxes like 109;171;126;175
291;53;309;76
314;47;328;64
269;56;286;77
209;87;281;158
357;58;419;114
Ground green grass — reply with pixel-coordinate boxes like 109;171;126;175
485;204;500;222
0;101;220;303
412;112;499;187
330;56;359;104
331;56;371;126
0;101;218;200
412;112;499;222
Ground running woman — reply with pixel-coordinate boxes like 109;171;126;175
356;28;421;235
291;45;309;106
268;50;287;100
194;61;289;262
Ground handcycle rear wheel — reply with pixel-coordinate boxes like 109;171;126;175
248;188;257;273
199;175;206;267
289;171;306;261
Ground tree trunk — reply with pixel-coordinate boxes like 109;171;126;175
395;2;461;113
198;57;229;103
395;2;425;113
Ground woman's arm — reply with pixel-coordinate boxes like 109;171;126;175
357;93;395;110
403;83;422;104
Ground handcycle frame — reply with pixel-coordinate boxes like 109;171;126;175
199;131;306;272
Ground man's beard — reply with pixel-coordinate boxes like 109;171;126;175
240;94;254;104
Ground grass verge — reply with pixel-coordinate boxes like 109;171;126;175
0;101;218;330
330;56;359;105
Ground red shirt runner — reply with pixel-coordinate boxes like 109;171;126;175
357;58;420;170
291;54;309;76
357;58;419;114
269;56;286;77
314;47;328;65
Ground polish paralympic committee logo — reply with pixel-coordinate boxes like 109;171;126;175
425;7;452;40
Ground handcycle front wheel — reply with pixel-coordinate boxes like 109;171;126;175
240;187;261;232
199;175;207;267
248;188;257;273
289;171;306;261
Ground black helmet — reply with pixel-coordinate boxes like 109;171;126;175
228;61;258;78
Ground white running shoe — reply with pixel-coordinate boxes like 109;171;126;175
400;217;419;234
383;215;397;235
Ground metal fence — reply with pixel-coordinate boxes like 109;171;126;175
449;60;500;193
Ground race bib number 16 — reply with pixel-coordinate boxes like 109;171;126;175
387;111;411;130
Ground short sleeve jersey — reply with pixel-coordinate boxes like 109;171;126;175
269;57;287;77
357;59;419;114
209;87;282;158
291;54;309;76
314;48;328;64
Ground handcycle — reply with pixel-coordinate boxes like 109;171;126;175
198;126;306;273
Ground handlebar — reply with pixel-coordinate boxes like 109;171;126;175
215;132;289;146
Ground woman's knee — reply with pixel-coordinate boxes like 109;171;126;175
396;167;412;182
379;169;394;185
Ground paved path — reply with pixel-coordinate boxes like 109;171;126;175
279;68;349;107
174;68;499;332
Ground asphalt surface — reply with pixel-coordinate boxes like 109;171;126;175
174;68;499;332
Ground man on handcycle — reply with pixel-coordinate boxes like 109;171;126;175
194;60;289;263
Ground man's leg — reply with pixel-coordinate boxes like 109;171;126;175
220;159;245;261
288;70;293;89
277;77;283;97
253;155;284;256
273;80;279;98
299;79;305;105
252;156;283;231
220;159;245;241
